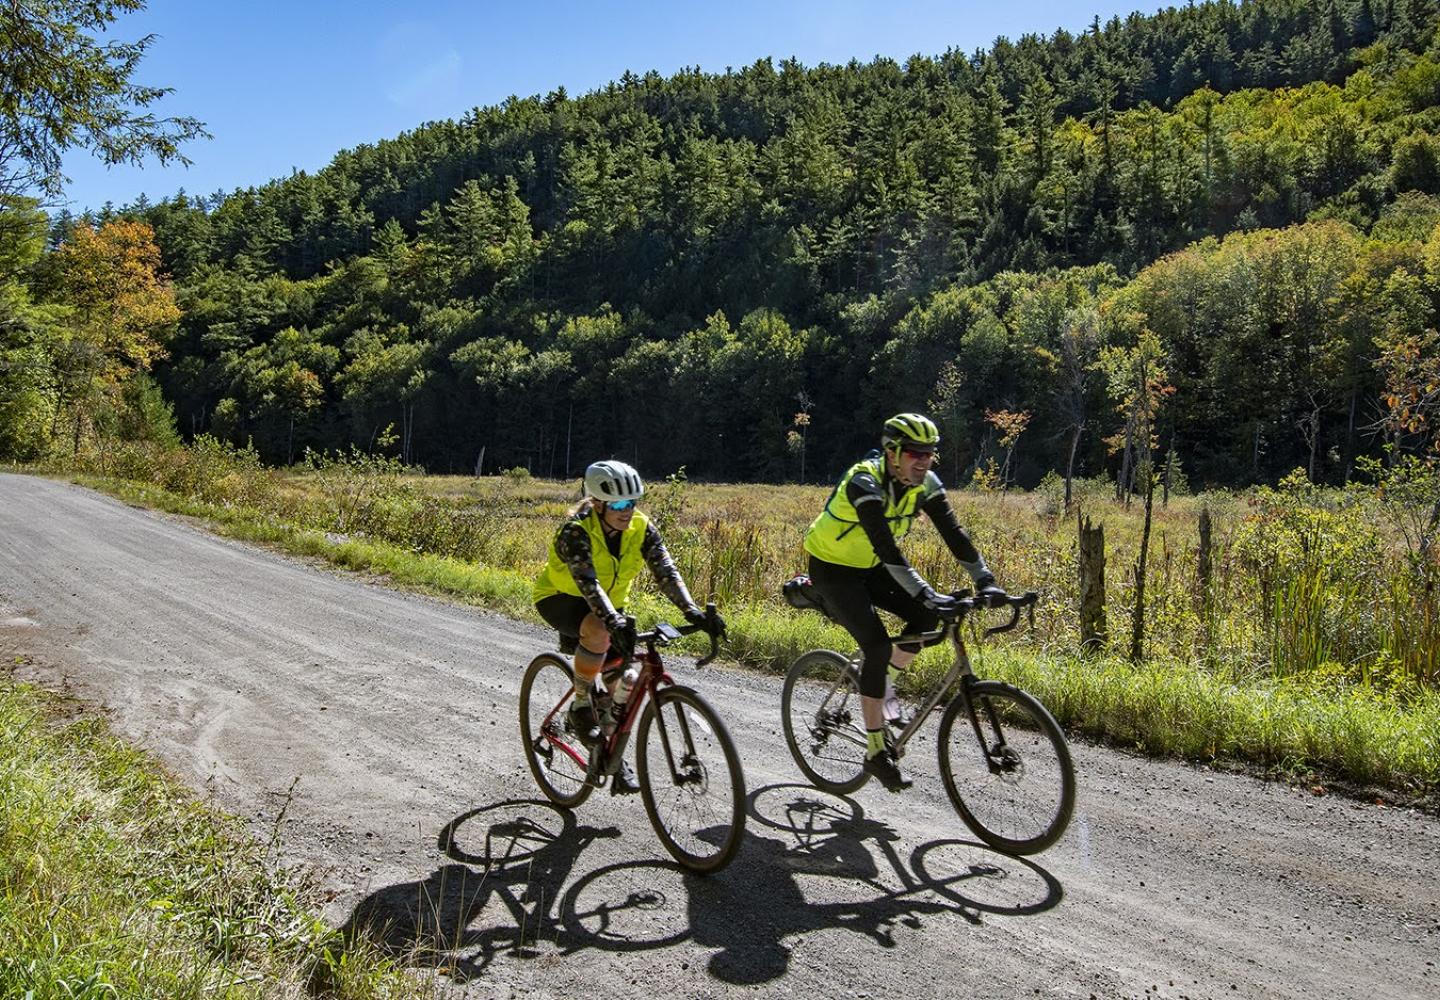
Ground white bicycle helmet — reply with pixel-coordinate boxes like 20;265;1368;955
584;460;644;502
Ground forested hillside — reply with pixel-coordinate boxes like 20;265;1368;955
5;0;1440;486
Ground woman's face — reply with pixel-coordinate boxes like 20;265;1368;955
599;500;636;531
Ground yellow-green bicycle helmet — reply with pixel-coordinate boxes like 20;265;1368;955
882;413;940;452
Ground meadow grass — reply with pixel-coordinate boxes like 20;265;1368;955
39;443;1434;801
0;674;431;999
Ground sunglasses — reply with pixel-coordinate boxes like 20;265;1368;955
901;447;937;461
606;498;638;512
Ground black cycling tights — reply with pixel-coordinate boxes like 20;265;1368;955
807;556;938;698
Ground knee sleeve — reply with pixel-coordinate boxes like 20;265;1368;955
859;639;892;698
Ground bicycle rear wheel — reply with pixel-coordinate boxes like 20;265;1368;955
636;685;746;874
780;649;868;794
519;653;594;809
937;680;1075;855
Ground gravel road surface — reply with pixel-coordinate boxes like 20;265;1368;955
1;472;1435;999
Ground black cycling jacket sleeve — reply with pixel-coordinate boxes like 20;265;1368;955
921;490;982;564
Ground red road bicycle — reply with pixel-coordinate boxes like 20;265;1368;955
519;605;746;873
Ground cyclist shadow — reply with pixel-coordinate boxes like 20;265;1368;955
557;782;1064;986
336;798;619;982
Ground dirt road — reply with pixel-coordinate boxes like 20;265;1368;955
1;472;1435;999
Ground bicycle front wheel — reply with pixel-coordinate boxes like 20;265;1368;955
937;680;1075;855
636;686;746;874
519;652;594;809
781;649;868;794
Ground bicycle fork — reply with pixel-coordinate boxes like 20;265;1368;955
957;677;1020;776
652;694;704;786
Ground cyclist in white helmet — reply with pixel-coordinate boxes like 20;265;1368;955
533;459;724;794
802;413;1004;791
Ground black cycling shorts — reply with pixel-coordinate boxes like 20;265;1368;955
807;555;938;697
536;593;592;638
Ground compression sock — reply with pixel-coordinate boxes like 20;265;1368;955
866;728;887;758
573;646;605;702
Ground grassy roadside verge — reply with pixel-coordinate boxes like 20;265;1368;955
64;472;1440;801
0;671;429;999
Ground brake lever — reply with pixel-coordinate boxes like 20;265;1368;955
696;627;719;667
703;601;724;666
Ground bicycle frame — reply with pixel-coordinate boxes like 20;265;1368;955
588;647;674;786
538;613;718;790
817;594;1034;764
883;622;974;757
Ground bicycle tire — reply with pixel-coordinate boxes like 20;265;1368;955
519;652;594;809
780;648;869;795
635;685;746;874
937;680;1075;855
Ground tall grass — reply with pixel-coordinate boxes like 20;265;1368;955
44;438;1440;793
0;677;429;999
65;440;1440;693
976;648;1440;792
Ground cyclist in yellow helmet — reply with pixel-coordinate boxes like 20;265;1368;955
803;413;1004;791
533;459;724;794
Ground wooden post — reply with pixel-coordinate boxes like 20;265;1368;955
1130;472;1156;662
1197;506;1213;601
1078;514;1107;654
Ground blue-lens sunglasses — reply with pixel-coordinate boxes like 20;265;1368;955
607;498;638;511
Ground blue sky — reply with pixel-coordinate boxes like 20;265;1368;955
59;0;1153;213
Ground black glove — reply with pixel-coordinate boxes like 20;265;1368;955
974;575;1007;607
919;586;960;615
603;611;635;653
684;605;726;638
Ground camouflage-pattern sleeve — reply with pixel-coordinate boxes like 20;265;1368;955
553;519;619;620
642;522;699;613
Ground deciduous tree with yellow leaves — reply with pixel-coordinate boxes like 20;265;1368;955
45;219;181;454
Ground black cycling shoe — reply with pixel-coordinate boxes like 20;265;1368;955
568;702;601;748
610;759;641;796
863;749;913;792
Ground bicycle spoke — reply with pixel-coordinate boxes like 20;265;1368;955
782;649;869;794
637;687;745;873
520;653;594;808
939;682;1074;855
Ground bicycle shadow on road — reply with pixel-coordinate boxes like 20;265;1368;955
336;798;620;983
557;782;1064;986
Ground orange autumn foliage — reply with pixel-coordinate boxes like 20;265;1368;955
51;220;181;383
